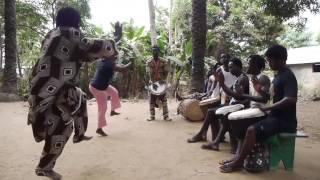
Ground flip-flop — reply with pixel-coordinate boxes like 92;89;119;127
219;162;242;173
201;143;219;151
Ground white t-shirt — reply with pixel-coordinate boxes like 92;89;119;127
208;75;220;99
218;66;237;104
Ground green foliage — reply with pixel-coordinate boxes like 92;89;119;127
278;27;312;48
16;0;48;66
17;77;29;98
206;0;285;59
261;0;320;21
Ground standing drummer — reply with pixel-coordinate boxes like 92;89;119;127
146;46;171;121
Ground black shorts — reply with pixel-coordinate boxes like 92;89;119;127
254;115;296;142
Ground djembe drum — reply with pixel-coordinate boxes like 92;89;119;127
177;99;204;121
148;81;167;108
148;81;167;96
228;108;268;173
228;108;266;139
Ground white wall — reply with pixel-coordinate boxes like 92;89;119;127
289;64;320;98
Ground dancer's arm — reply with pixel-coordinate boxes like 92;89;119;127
114;58;134;72
79;37;117;62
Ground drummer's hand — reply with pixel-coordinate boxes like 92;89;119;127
251;76;261;91
159;80;166;84
257;104;268;112
233;91;243;99
216;72;225;84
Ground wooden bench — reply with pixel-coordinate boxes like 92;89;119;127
266;131;308;171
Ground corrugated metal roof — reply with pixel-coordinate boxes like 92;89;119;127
287;46;320;65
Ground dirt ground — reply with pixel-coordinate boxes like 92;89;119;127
0;99;320;180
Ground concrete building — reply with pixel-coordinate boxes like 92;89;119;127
287;46;320;99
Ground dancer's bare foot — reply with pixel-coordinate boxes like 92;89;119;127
96;128;108;136
147;117;155;121
164;117;172;121
187;134;207;143
73;135;93;143
36;169;62;180
110;110;120;116
201;142;219;151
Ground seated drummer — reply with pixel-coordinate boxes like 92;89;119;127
187;58;249;154
176;65;218;101
215;55;271;160
200;54;239;115
187;54;237;143
219;45;298;173
177;53;234;104
200;58;250;153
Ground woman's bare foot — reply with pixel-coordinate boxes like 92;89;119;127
96;128;108;136
110;110;120;116
36;169;62;180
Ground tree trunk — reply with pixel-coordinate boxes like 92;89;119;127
148;0;157;46
0;47;2;70
168;0;174;50
0;21;3;70
2;0;17;93
17;52;22;78
0;40;2;70
191;0;207;93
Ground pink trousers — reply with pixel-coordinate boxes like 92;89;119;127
89;85;121;129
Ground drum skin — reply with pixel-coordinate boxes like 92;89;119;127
228;108;265;120
148;82;167;96
215;104;244;115
199;97;220;106
178;99;204;121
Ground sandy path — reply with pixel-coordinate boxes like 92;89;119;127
0;100;320;180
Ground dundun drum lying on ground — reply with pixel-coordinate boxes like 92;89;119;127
228;108;266;139
178;99;204;121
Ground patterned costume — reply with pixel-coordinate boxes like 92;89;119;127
27;27;115;175
146;57;170;120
